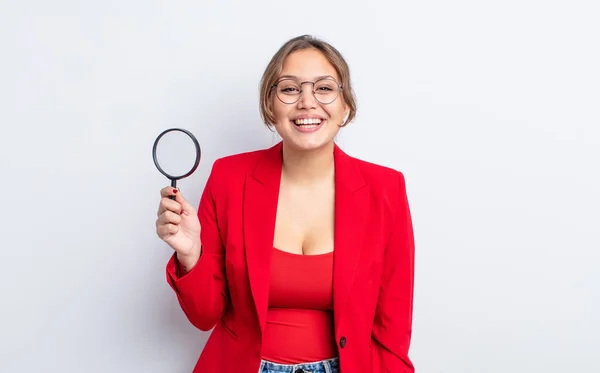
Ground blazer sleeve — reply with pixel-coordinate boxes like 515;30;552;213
371;171;416;372
165;159;228;331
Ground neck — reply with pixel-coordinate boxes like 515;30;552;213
281;141;335;184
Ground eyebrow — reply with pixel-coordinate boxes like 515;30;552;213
277;74;336;81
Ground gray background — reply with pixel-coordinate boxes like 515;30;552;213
1;0;598;372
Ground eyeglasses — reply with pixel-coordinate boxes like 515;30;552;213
272;77;343;105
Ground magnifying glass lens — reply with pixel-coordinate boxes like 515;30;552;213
152;128;201;200
154;131;198;178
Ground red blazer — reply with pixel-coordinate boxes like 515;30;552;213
166;141;415;373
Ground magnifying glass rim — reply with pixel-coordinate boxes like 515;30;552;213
152;127;201;180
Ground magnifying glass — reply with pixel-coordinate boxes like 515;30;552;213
152;128;201;200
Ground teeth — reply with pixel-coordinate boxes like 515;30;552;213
294;118;322;125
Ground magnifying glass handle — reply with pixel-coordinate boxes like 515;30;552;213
169;179;177;200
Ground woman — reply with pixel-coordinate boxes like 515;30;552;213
156;35;415;373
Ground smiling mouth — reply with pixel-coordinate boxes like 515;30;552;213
293;118;323;126
290;117;325;133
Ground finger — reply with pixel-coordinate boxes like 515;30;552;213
157;197;183;217
157;223;179;238
160;186;179;199
157;210;182;226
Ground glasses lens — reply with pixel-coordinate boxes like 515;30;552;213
314;78;340;104
275;79;302;104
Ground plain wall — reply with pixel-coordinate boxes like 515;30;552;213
1;0;598;372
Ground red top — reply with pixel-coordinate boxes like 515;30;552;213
260;247;338;364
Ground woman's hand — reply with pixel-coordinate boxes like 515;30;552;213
156;187;201;263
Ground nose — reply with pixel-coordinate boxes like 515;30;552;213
297;82;318;109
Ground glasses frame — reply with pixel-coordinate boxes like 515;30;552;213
271;77;343;105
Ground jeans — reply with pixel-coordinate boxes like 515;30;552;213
259;357;340;373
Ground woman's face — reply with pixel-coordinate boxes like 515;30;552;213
270;49;349;152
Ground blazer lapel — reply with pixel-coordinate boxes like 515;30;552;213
332;143;370;330
243;142;283;335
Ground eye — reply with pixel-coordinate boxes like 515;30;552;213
315;80;338;92
277;79;301;94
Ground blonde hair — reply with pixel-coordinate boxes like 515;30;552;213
259;35;357;127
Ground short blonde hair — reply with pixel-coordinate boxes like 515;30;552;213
259;35;357;127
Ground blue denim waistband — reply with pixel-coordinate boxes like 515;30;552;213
259;357;339;373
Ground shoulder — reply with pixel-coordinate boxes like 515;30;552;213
342;150;411;231
344;151;407;195
203;144;279;194
212;148;266;171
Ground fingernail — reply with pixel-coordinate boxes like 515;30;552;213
173;189;178;194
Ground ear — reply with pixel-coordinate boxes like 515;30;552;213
342;105;350;124
342;98;350;118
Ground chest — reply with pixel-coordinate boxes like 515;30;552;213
273;180;335;255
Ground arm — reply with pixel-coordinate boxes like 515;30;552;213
371;171;416;372
165;160;228;331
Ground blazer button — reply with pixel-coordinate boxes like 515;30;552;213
340;336;347;348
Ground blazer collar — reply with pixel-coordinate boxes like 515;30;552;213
243;141;369;335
